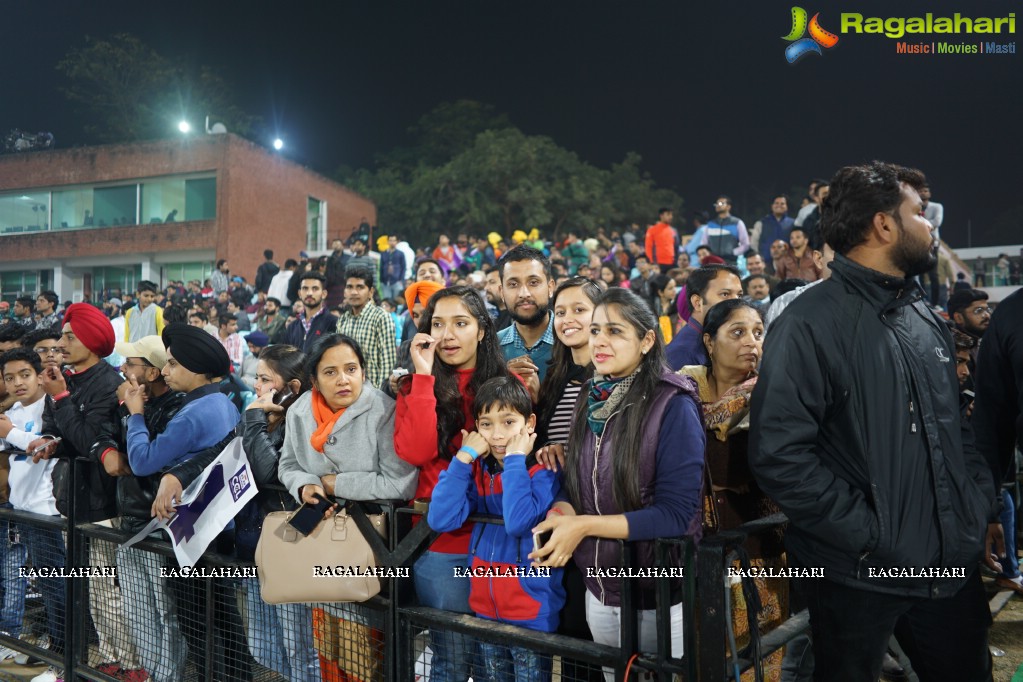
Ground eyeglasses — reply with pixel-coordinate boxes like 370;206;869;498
34;347;62;355
970;306;993;316
121;361;152;369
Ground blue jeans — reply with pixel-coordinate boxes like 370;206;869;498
380;281;404;302
20;524;65;653
413;551;474;682
115;546;187;682
478;641;552;682
998;488;1020;579
243;578;320;682
0;509;27;637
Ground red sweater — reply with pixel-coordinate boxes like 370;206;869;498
395;370;476;554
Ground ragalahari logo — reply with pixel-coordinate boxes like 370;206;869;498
783;7;840;62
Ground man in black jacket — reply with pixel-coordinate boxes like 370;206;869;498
749;161;993;681
29;303;144;675
283;271;339;352
973;288;1023;596
254;249;279;295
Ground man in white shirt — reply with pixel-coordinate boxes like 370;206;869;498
0;348;65;672
267;258;297;314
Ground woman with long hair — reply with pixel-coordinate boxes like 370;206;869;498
530;288;705;675
648;273;680;344
598;263;625;289
395;285;510;682
534;277;603;681
535;277;601;447
678;299;785;682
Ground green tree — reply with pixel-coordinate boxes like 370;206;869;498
344;102;684;244
604;152;683;231
57;34;259;142
377;100;513;175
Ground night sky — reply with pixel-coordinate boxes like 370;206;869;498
3;0;1020;247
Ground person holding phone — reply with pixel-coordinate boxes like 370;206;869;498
428;376;564;682
528;288;706;678
278;334;417;682
153;343;321;682
395;285;512;682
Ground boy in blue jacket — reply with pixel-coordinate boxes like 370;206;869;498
429;376;565;682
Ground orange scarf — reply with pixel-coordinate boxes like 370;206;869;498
310;389;348;453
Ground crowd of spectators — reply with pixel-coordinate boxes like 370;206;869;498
0;162;1019;682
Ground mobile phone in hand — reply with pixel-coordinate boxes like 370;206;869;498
532;529;553;554
32;437;62;455
287;495;333;536
272;389;294;406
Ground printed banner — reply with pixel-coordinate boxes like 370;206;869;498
122;436;257;567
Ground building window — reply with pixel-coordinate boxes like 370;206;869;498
1;269;52;301
2;173;216;236
52;187;94;230
0;193;49;235
93;185;138;227
91;266;143;299
142;176;216;224
307;197;326;251
185;178;216;221
142;179;187;224
160;261;214;286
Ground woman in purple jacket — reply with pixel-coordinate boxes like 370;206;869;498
529;288;706;672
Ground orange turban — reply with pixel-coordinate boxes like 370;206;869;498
404;281;444;313
62;303;115;358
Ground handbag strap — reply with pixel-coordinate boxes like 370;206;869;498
702;459;721;533
734;544;764;682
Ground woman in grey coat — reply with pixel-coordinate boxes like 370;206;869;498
278;334;417;505
277;333;418;682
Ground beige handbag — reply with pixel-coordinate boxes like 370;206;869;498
256;507;387;604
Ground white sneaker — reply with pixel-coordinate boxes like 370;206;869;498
0;643;18;660
30;667;64;682
13;633;47;665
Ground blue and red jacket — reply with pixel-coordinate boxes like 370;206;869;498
428;454;565;632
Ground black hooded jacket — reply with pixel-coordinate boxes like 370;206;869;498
749;254;992;598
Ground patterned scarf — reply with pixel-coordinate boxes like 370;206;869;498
586;369;640;437
677;365;756;441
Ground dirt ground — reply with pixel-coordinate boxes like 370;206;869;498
991;592;1023;682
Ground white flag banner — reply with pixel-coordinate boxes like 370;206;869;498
122;436;258;567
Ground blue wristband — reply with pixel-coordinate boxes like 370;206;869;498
459;445;481;461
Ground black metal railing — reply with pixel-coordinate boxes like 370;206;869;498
0;454;806;681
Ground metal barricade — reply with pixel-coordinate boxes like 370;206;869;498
0;453;808;681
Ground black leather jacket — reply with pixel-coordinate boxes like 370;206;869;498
91;388;185;533
43;361;124;522
750;255;993;598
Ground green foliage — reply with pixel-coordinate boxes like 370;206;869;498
56;34;259;143
344;102;683;244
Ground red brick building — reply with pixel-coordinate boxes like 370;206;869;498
0;133;374;302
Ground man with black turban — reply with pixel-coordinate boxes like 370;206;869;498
29;302;144;674
106;324;238;681
121;323;239;476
